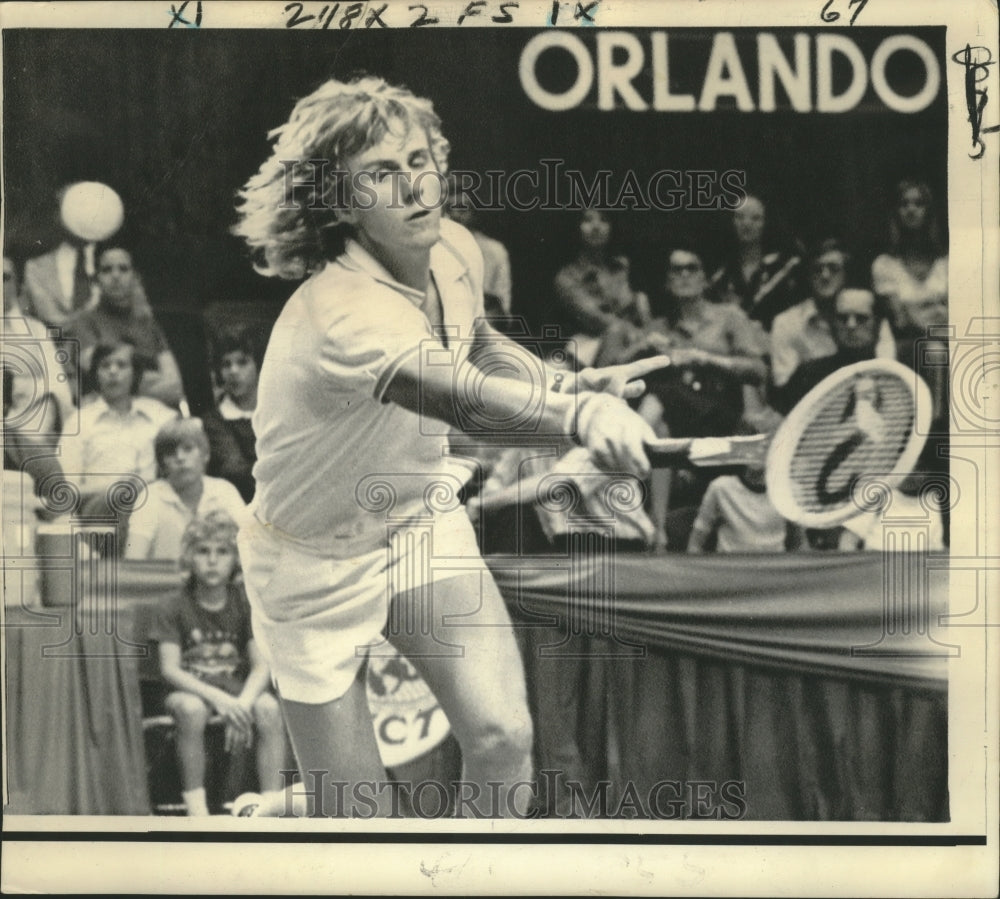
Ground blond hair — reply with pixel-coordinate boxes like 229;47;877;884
180;510;241;578
154;417;210;469
233;75;450;280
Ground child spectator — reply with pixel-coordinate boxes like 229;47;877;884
125;418;245;561
148;511;287;815
469;443;658;555
202;327;261;503
58;341;177;522
687;462;801;554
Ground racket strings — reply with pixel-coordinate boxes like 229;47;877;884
788;374;915;516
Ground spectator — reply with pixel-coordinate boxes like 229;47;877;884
469;444;657;555
688;463;801;554
58;341;176;532
445;176;513;318
872;183;950;546
125;418;245;561
599;245;768;436
871;180;947;337
599;245;768;548
464;444;551;556
64;246;184;407
3;255;76;434
553;209;649;368
21;182;125;328
3;364;50;608
770;239;895;390
888;216;949;439
773;288;887;415
771;287;912;551
203;327;261;503
148;511;287;815
3;363;66;514
709;193;803;330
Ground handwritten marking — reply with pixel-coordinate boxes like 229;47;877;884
548;1;597;25
952;44;1000;159
820;0;868;26
575;1;598;25
167;0;202;28
270;0;542;28
366;3;388;27
409;3;438;26
457;1;486;25
339;2;363;28
284;2;314;27
491;1;518;22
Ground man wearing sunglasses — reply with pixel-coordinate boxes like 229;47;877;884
773;287;889;415
770;239;895;390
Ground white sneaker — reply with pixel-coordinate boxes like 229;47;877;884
230;792;263;817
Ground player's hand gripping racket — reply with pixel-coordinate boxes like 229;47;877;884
644;359;933;528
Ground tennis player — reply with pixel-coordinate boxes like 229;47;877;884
233;75;666;817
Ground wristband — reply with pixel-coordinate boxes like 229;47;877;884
560;392;586;445
570;391;606;447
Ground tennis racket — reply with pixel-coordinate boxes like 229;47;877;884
645;359;933;528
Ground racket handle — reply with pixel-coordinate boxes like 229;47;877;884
644;438;696;468
644;434;769;469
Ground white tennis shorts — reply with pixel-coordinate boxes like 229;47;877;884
237;507;488;704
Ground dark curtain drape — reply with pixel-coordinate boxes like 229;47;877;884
5;607;153;815
492;552;949;821
490;553;949;688
5;554;947;819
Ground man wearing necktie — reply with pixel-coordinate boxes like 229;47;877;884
22;182;123;328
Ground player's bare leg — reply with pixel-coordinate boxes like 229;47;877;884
388;571;534;818
251;692;291;795
257;676;392;818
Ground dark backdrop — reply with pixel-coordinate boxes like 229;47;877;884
3;27;947;407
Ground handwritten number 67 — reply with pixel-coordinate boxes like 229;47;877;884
821;0;869;26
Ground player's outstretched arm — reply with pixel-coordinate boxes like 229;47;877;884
382;349;654;478
471;319;671;400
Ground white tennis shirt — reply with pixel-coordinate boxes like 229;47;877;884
251;218;485;556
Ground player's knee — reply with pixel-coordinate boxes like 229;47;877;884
166;692;210;731
252;692;282;733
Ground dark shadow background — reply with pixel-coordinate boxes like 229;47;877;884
3;27;948;412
